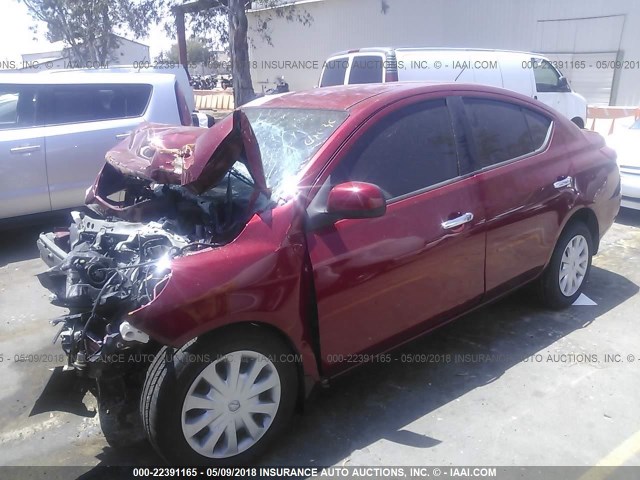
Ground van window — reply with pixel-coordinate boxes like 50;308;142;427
320;57;348;87
348;55;384;84
44;83;152;125
463;98;541;168
532;59;563;92
0;86;37;130
337;99;459;199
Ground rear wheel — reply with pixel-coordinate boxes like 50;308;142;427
537;221;593;309
141;329;298;465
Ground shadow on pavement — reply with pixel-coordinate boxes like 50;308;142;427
0;212;72;267
258;265;638;466
69;265;638;472
29;367;96;418
615;207;640;228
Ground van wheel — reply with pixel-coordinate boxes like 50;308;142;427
537;222;593;309
141;330;298;465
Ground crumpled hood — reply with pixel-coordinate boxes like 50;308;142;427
105;110;269;195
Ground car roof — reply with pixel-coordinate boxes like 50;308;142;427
244;82;549;114
327;47;543;58
0;71;177;86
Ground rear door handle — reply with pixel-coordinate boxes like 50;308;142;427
442;212;474;230
553;176;573;189
115;133;130;139
10;145;41;154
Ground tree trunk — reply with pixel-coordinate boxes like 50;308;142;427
228;0;256;107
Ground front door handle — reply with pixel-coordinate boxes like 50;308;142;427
442;212;474;230
10;145;41;154
115;133;130;140
553;176;573;189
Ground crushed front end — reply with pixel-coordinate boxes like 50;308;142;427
37;210;190;374
35;114;270;445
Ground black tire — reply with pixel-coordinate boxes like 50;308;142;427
140;329;298;465
96;377;146;449
537;221;593;309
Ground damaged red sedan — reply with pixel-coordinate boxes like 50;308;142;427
37;83;620;465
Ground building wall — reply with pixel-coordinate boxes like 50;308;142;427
18;37;150;69
111;38;150;64
22;50;64;63
247;0;640;106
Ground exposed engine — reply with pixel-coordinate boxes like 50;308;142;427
37;173;267;376
35;114;272;443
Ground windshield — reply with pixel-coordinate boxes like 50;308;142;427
243;108;349;199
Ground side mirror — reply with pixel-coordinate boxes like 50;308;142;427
558;76;570;91
327;181;386;219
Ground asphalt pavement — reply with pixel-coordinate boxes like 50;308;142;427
1;208;639;474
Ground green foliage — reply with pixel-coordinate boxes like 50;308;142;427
21;0;385;106
162;38;213;64
20;0;161;62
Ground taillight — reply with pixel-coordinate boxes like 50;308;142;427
175;82;192;126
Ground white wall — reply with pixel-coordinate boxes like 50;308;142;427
22;50;63;63
18;37;150;68
248;0;640;106
111;39;150;64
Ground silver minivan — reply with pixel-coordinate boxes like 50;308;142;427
0;72;194;220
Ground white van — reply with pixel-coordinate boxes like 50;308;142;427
319;48;587;127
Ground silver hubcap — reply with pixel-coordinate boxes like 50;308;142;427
181;350;281;459
558;234;589;297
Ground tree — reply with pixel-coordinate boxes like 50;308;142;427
163;38;213;65
167;0;312;106
23;0;388;107
20;0;161;63
177;0;387;106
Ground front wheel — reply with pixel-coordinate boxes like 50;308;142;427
96;372;146;449
536;222;593;309
141;329;298;465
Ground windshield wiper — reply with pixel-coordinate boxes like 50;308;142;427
230;166;255;187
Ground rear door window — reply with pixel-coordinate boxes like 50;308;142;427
348;55;384;84
43;83;152;125
463;97;551;168
320;57;349;87
0;85;38;130
523;108;552;149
